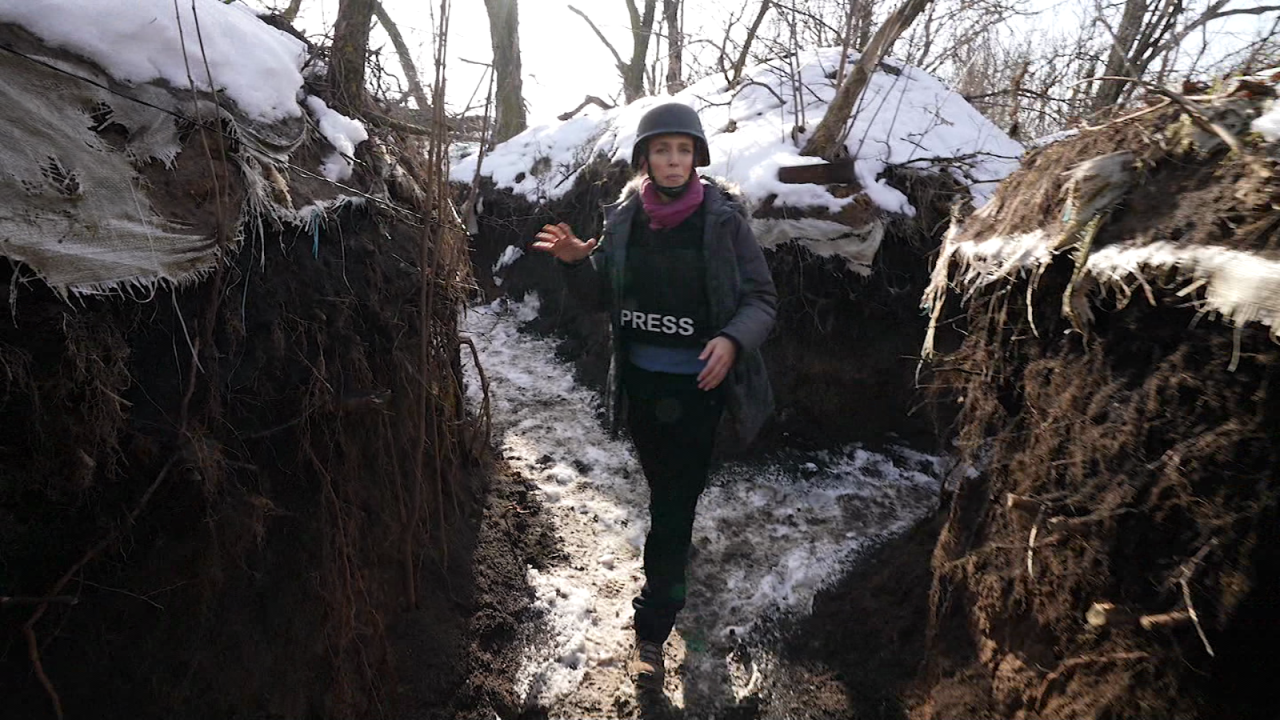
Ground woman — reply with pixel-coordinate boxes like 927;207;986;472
531;103;777;692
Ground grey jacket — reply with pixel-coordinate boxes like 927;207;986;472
565;176;777;447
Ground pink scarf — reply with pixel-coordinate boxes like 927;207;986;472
640;176;705;230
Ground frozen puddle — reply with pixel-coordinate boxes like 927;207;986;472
462;296;941;718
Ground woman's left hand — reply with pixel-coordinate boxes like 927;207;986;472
697;336;737;391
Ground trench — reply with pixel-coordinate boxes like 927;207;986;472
456;295;947;719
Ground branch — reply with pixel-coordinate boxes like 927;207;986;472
1083;76;1243;154
768;1;845;40
569;4;628;73
1152;3;1280;60
364;110;444;136
25;456;179;719
730;0;773;85
373;1;432;113
1;596;79;607
557;94;617;121
801;0;933;160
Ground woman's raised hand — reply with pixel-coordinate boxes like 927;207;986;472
532;222;598;263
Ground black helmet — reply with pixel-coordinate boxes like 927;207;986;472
631;103;711;169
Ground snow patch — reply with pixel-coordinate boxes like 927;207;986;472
493;245;525;275
305;96;368;182
452;48;1022;216
0;0;309;122
1253;98;1280;141
1029;128;1082;147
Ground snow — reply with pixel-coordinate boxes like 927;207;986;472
0;0;308;123
1030;128;1082;147
462;295;941;714
928;231;1280;349
451;49;1023;216
2;0;371;188
1253;99;1280;142
493;244;525;275
305;96;368;181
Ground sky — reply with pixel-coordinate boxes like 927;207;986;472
254;0;1277;125
258;0;664;122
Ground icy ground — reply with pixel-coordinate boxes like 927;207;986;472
462;296;942;718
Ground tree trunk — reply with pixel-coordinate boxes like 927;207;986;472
329;0;377;112
1006;59;1029;141
856;0;874;49
623;0;658;103
373;2;431;113
483;0;528;142
802;0;932;160
663;0;685;94
1095;0;1149;110
729;0;772;86
283;0;303;23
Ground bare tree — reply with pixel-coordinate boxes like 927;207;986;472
729;0;773;85
373;2;431;113
1093;0;1280;109
629;0;661;101
854;0;874;48
283;0;303;22
802;0;933;159
330;0;377;112
664;0;686;93
569;1;659;103
483;0;528;141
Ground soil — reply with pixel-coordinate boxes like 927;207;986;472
390;461;559;720
0;121;494;718
777;513;944;720
913;106;1280;719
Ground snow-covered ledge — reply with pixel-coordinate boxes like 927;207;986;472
452;48;1022;271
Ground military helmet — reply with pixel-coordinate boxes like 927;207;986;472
630;103;711;169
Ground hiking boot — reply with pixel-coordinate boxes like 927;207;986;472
630;639;664;690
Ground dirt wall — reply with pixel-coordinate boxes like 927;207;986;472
460;162;964;453
0;197;485;719
916;257;1280;720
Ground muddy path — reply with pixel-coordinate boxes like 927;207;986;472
449;297;947;719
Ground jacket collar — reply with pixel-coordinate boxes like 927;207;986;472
605;174;743;232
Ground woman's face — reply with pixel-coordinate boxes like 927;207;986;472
644;133;695;186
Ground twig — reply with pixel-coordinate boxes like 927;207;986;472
1035;652;1150;709
735;79;787;107
1;596;79;607
1006;493;1042;516
1177;539;1218;657
25;456;178;720
568;5;628;73
1139;610;1192;630
1026;513;1041;579
1086;602;1192;630
365;111;439;136
1081;98;1173;131
1046;507;1134;533
1076;76;1244;154
459;335;492;456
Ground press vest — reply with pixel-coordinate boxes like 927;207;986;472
618;207;709;349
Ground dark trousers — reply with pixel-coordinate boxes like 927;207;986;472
622;362;725;644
